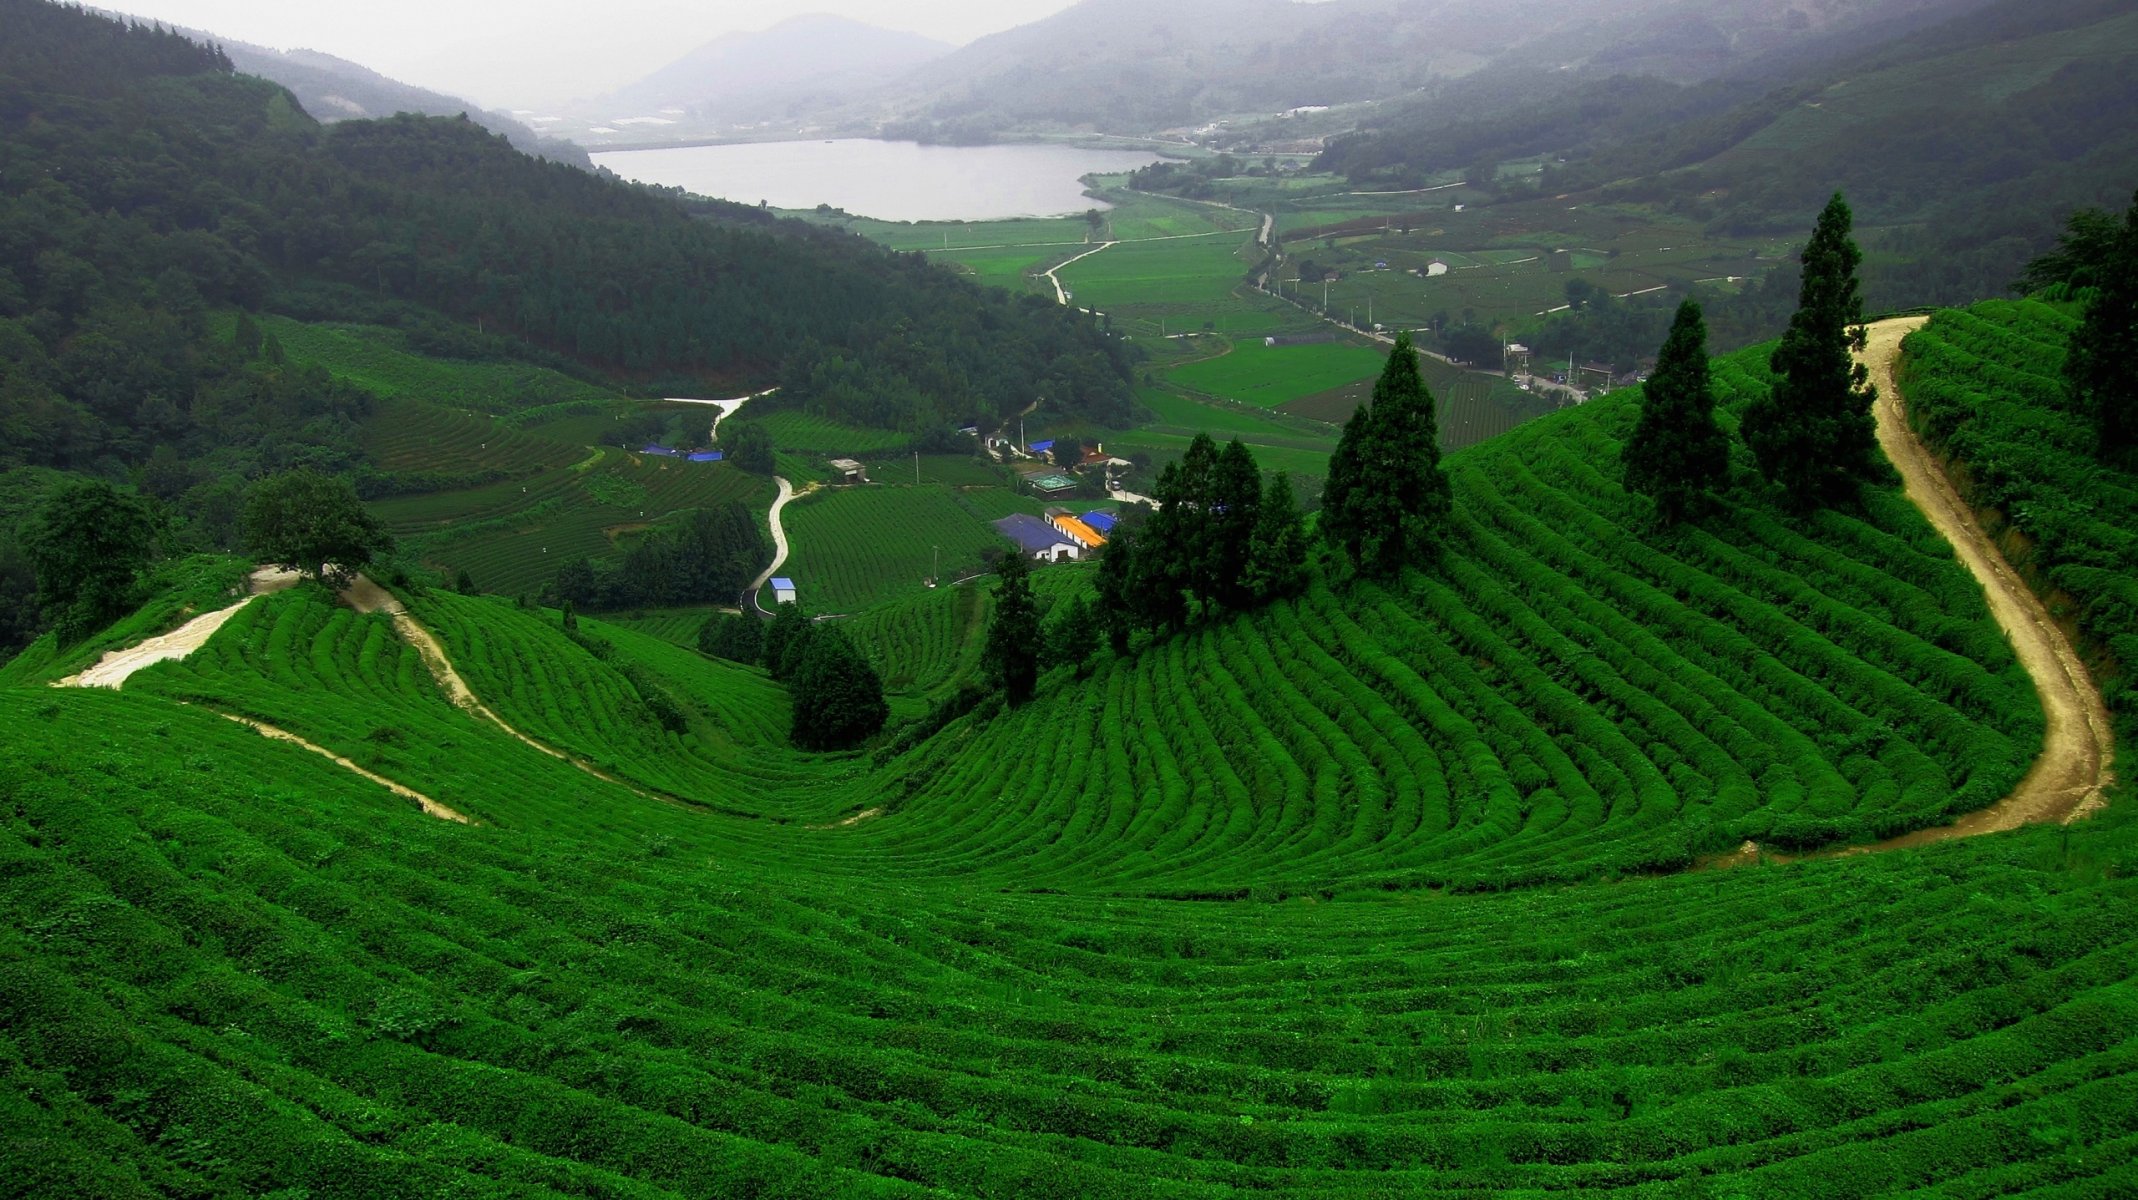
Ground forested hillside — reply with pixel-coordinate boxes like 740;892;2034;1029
0;0;1136;464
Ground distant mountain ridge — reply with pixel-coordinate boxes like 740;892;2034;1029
760;0;1999;136
582;14;950;126
94;7;592;168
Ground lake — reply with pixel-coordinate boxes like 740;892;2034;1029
590;139;1165;222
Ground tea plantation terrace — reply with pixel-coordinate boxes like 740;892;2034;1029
2;307;2132;1194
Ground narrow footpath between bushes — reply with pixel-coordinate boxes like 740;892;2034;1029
1718;316;2115;867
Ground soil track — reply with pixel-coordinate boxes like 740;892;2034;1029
1856;316;2114;842
208;708;472;824
1720;318;2114;867
57;566;302;689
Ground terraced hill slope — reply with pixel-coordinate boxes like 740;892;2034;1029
3;309;2133;1194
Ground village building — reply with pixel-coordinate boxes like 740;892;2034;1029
992;513;1080;562
829;458;867;484
770;577;797;605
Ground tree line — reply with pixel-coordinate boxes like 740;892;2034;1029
549;501;768;612
699;606;887;752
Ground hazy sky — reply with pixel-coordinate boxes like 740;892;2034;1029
105;1;1082;109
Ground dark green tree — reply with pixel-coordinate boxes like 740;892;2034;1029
1741;193;1877;511
1051;437;1084;470
1242;471;1311;603
761;601;812;681
1622;300;1730;524
2065;191;2138;458
1092;515;1141;655
719;420;777;475
21;479;159;643
789;626;887;751
983;551;1043;705
1322;332;1449;578
1043;592;1100;678
698;612;765;664
1209;438;1264;609
241;470;393;589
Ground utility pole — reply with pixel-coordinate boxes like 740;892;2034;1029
914;450;920;484
1322;277;1330;309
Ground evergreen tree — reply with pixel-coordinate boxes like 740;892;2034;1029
1043;593;1100;678
1622;300;1730;525
982;551;1043;705
1093;516;1141;656
1741;193;1877;511
2065;191;2138;459
1319;403;1371;561
698;612;765;664
1322;332;1449;578
761;601;811;681
788;626;887;751
1209;438;1264;610
1242;472;1311;603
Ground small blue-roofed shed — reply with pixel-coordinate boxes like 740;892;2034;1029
993;513;1079;562
770;577;797;605
641;443;682;458
1080;510;1117;535
688;450;724;462
1029;439;1055;454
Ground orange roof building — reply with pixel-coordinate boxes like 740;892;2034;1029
1050;514;1107;550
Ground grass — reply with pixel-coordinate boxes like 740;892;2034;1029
754;411;917;455
778;484;1010;613
1163;338;1388;408
231;313;625;415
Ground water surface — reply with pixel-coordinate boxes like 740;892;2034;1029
592;139;1163;222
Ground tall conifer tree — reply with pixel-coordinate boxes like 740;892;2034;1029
2065;190;2138;459
1742;193;1876;511
1623;300;1730;525
1322;332;1449;577
982;551;1042;705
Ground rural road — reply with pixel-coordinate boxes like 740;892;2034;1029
1849;315;2114;848
56;565;302;688
1045;241;1116;305
750;476;798;604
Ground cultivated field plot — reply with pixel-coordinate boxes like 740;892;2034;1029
834;342;2044;896
1281;354;1560;451
779;484;1009;613
372;456;772;597
1163;338;1387;408
754;410;916;455
1053;232;1259;326
12;311;2138;1193
842;581;993;696
362;396;586;475
858;454;1010;488
1135;386;1340;442
236;313;627;414
926;243;1062;288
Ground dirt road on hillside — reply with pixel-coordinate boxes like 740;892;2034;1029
209;708;472;824
57;566;302;689
1855;317;2111;847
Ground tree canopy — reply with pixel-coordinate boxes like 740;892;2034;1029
20;479;160;643
982;551;1042;706
1741;194;1878;512
240;470;392;590
1320;332;1451;577
1623;300;1730;525
2062;191;2138;459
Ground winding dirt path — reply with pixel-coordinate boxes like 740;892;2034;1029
57;567;302;689
1720;318;2114;868
1855;316;2114;843
207;708;472;824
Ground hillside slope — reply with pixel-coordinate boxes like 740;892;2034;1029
2;313;2133;1187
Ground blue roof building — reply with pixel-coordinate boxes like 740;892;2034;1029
641;443;682;457
769;577;798;604
1029;439;1055;454
688;450;724;462
992;513;1080;562
1080;510;1117;535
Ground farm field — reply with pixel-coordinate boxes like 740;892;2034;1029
372;455;772;597
1053;232;1267;332
1163;338;1386;408
1901;297;2138;745
1283;352;1561;451
778;484;1011;613
752;410;917;455
230;313;630;414
8;307;2136;1193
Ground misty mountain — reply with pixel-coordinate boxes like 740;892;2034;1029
94;9;592;169
823;0;1993;136
585;14;950;125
